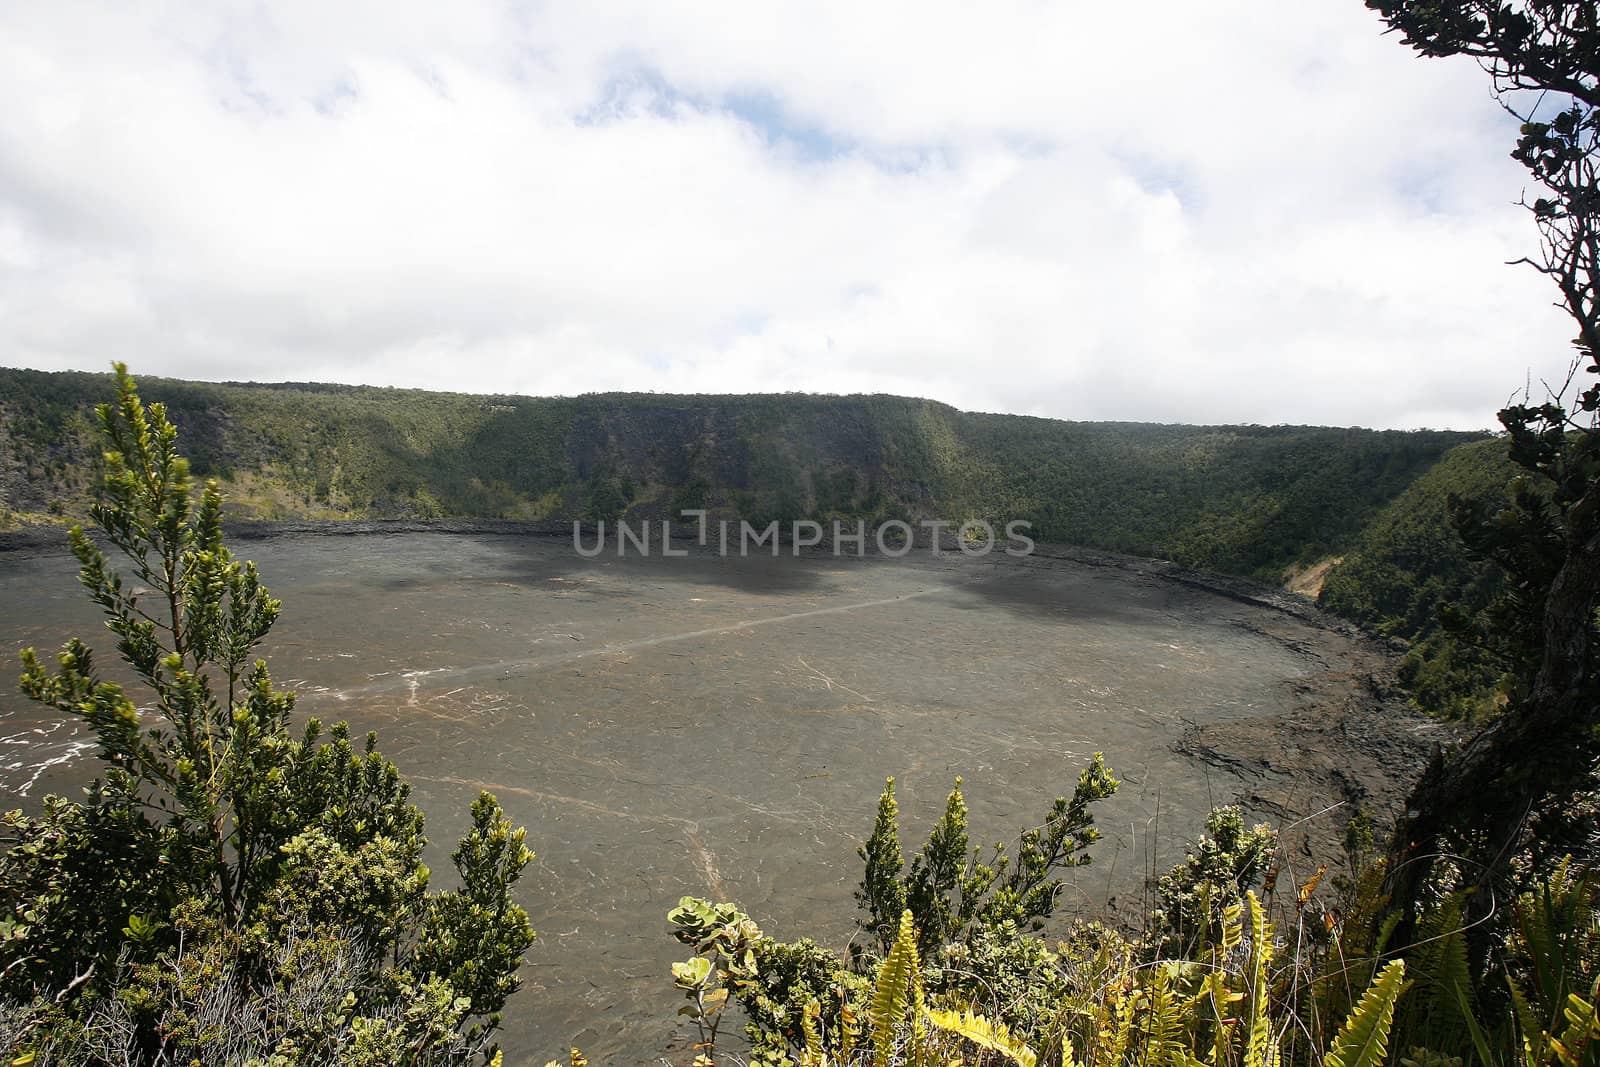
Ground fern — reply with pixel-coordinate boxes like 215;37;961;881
1220;900;1245;957
1326;960;1408;1067
1245;892;1277;1067
1433;903;1473;1028
1523;859;1600;1030
1511;973;1568;1067
1144;965;1189;1067
871;910;922;1067
1108;985;1137;1067
1199;969;1242;1067
841;989;860;1065
926;1007;1039;1067
1398;892;1473;1054
1548;986;1600;1067
801;997;824;1067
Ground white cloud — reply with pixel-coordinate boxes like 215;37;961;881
0;0;1577;428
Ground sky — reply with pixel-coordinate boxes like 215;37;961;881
0;1;1582;430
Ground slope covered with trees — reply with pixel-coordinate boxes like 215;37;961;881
0;366;1482;581
1319;438;1519;717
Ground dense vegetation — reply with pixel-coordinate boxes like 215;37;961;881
0;366;1532;719
656;773;1600;1067
1318;438;1519;717
1;369;1517;720
0;366;1480;581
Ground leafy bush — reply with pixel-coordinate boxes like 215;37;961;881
856;759;1118;957
663;774;1440;1067
1155;805;1278;956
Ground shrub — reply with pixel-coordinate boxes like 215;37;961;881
0;366;534;1065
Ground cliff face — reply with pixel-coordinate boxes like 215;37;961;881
0;365;1485;579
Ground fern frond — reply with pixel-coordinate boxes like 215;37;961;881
1506;974;1538;1038
1198;968;1242;1067
871;909;922;1067
1221;900;1244;957
799;997;824;1067
1399;893;1474;1051
1246;892;1276;1067
1326;960;1408;1067
1374;911;1401;956
1083;980;1140;1067
1144;964;1203;1067
1436;912;1472;1020
1551;988;1600;1067
841;987;860;1064
926;1007;1039;1067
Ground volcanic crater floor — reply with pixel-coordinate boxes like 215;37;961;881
0;531;1441;1064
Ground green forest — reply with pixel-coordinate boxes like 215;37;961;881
0;365;1484;580
1320;439;1519;718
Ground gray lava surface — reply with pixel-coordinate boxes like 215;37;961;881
0;531;1443;1065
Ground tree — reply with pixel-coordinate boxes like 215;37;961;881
0;365;534;1064
1364;0;1600;941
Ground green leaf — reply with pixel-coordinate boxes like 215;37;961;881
673;956;713;990
1326;959;1408;1067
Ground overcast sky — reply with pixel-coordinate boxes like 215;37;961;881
0;1;1581;429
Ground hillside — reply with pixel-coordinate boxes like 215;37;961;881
1319;436;1520;717
0;365;1485;580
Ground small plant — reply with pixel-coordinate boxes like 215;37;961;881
1156;805;1278;955
858;756;1119;956
668;897;765;1066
